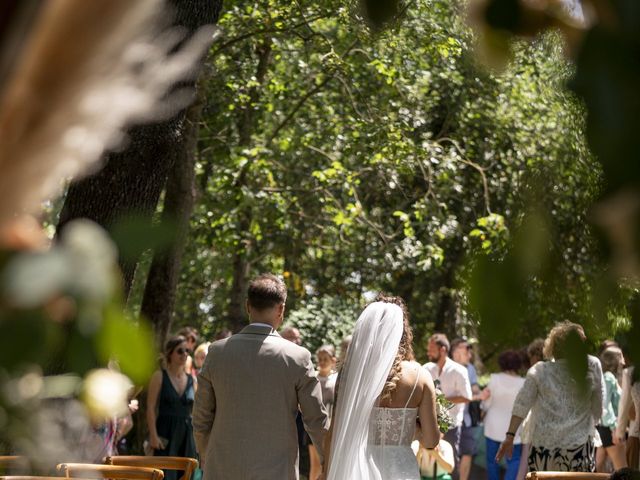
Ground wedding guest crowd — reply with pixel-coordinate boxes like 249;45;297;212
133;277;640;480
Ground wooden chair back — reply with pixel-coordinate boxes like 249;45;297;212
105;457;197;480
57;463;164;480
526;473;611;480
0;457;30;475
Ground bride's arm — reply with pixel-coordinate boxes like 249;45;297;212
418;368;439;450
428;441;455;473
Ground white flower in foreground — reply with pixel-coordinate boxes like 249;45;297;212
82;369;132;421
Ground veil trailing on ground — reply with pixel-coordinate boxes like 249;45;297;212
327;301;404;480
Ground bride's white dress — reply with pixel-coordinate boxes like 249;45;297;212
327;302;424;480
368;371;421;480
369;406;421;479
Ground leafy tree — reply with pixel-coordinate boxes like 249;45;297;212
171;0;610;361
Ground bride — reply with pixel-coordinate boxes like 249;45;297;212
323;295;440;480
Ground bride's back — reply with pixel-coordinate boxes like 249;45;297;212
376;360;424;409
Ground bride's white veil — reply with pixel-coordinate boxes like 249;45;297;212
327;301;404;480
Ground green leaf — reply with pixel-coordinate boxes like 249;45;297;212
110;216;176;263
96;307;156;385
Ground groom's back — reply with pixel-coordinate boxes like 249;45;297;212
197;327;318;479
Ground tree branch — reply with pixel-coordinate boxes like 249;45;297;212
438;137;492;215
266;39;359;145
211;14;330;57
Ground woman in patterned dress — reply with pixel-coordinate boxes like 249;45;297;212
496;321;604;473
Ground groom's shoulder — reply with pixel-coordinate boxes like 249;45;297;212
273;336;312;360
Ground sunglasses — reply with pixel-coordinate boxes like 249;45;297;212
175;347;191;355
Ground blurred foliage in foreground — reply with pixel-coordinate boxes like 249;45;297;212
0;219;155;457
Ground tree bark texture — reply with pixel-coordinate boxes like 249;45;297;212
140;98;201;348
56;0;222;296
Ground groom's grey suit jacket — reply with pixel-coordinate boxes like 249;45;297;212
193;324;328;480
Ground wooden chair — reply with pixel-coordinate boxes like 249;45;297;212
57;464;164;480
1;477;93;480
105;457;197;480
0;457;30;475
526;473;611;480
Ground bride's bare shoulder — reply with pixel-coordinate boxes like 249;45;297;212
398;361;423;380
401;361;435;387
400;360;423;370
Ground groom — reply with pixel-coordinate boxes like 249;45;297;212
193;273;329;479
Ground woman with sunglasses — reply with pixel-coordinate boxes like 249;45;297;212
147;335;197;478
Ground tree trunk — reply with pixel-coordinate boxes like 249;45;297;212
56;0;222;297
140;98;202;348
434;246;463;337
225;39;273;331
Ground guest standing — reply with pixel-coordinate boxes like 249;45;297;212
450;337;482;480
616;366;640;469
516;338;546;480
309;344;338;480
424;333;472;478
526;339;544;367
281;325;302;345
177;327;199;378
193;342;211;376
482;350;526;480
597;347;627;471
147;336;196;480
496;321;605;473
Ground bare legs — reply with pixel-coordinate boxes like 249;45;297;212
596;444;627;472
458;455;472;480
309;444;321;480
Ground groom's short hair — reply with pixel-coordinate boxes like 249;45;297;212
247;274;287;310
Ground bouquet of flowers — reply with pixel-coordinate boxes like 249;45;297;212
434;382;455;433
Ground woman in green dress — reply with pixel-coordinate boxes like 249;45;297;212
147;335;197;480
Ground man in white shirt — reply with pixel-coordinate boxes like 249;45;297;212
423;333;472;479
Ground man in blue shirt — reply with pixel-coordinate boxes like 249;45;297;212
450;337;482;480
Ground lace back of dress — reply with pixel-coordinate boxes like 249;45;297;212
370;367;420;446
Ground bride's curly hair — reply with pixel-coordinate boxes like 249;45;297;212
376;293;415;401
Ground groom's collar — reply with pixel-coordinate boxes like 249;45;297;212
240;323;280;336
251;322;273;329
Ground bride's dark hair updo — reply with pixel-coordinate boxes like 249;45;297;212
374;293;414;401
